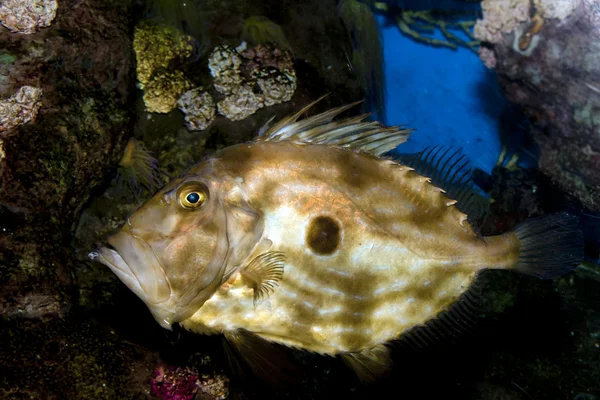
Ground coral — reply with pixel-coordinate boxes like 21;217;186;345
208;45;243;95
474;0;531;44
208;44;297;122
177;88;216;131
0;0;58;34
197;373;229;400
239;43;294;74
150;364;229;400
150;365;199;400
0;86;43;135
217;83;264;121
399;11;479;52
534;0;580;20
479;46;497;68
373;2;480;52
241;15;291;51
133;20;194;89
253;67;296;107
143;69;192;114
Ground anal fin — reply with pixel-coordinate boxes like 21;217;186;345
397;274;484;350
341;344;392;383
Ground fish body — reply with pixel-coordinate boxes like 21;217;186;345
179;140;516;355
91;98;582;381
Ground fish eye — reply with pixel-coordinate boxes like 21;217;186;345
177;182;209;210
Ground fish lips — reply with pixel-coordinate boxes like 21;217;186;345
89;230;175;328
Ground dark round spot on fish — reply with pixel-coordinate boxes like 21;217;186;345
306;216;341;255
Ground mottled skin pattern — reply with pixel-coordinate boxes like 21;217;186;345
180;141;520;355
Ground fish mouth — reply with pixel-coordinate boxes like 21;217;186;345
89;230;175;329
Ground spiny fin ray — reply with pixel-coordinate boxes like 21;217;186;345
397;145;489;229
241;251;285;305
261;95;412;156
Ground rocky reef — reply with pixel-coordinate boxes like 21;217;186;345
133;18;298;128
475;0;600;210
0;0;134;322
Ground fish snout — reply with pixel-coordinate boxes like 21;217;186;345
89;230;173;320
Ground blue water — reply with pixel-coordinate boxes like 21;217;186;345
380;15;509;175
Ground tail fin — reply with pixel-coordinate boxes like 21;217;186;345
514;212;583;279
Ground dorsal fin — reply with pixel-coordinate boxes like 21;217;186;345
396;146;489;229
260;95;413;157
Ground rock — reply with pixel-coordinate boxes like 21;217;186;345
217;83;264;121
143;69;192;114
209;45;244;96
253;67;296;107
0;0;58;35
177;88;216;131
133;20;194;89
475;0;600;209
0;0;133;323
0;86;43;134
208;44;297;122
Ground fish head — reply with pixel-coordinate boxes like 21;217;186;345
90;163;263;329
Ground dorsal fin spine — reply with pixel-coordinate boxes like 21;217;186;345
261;96;412;157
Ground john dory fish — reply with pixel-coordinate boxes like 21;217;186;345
90;98;583;381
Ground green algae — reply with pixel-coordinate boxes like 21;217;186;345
241;16;291;50
0;51;16;65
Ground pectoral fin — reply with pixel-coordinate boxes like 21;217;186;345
241;251;285;305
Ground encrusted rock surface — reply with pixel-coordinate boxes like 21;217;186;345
208;44;297;122
177;88;216;131
475;0;600;209
253;67;296;107
133;20;194;89
209;45;244;96
143;69;192;114
0;0;58;34
0;86;43;134
133;20;195;113
0;0;135;396
216;83;264;121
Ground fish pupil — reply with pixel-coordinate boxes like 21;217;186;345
306;216;341;255
186;192;200;204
